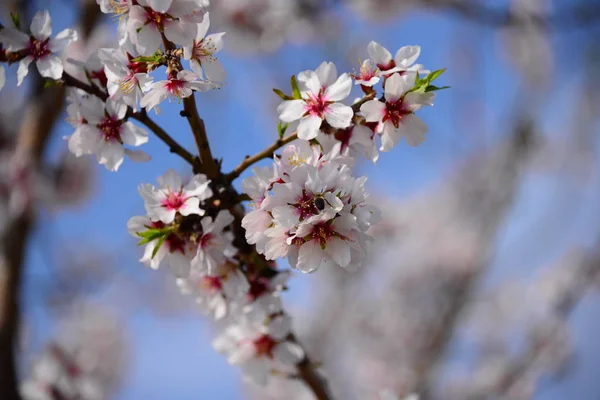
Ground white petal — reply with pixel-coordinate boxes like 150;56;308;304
297;115;322;140
367;41;392;65
178;197;202;216
158;169;182;189
324;73;351;102
167;253;191;277
277;100;306;123
315;61;337;87
149;0;173;13
0;29;29;51
30;10;52;39
202;59;226;82
36;56;63;80
384;73;406;103
399;114;428;147
68;125;101;156
196;11;210;40
296;241;323;273
0;66;4;91
136;25;161;55
395;45;421;68
268;315;292;340
50;29;78;53
300;70;321;94
127;215;151;235
360;100;386;122
164;20;194;46
121;122;149;146
325;103;353;129
273;342;304;365
380;122;401;152
98;142;125;171
125;149;151;162
17;57;33;86
325;238;351;268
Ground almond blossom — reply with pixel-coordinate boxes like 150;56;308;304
189;210;237;274
66;96;149;171
360;72;435;150
127;214;198;276
137;169;213;224
0;10;78;85
140;70;218;111
277;61;353;140
353;58;381;87
98;48;153;111
367;41;427;77
183;12;226;82
212;312;304;385
176;263;249;319
127;0;207;55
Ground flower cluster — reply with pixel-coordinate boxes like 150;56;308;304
128;169;302;384
242;141;381;273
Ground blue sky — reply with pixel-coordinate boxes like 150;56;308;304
12;2;600;399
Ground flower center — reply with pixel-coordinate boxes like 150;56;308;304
27;38;51;60
377;59;396;72
382;100;411;128
162;191;186;210
294;190;320;221
143;7;172;29
97;116;123;142
166;233;186;254
201;276;222;292
199;232;215;249
334;128;353;151
193;38;217;61
304;90;331;119
253;335;277;358
164;79;187;99
90;69;108;87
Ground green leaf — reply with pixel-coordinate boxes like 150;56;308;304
277;121;289;139
290;75;301;100
10;12;20;29
151;235;167;259
425;68;446;84
425;85;451;92
273;88;292;101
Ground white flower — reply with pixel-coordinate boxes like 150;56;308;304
98;48;153;111
212;313;304;385
140;70;218;111
138;169;213;224
242;144;379;273
353;58;380;86
127;0;207;55
183;12;226;82
277;62;354;140
0;10;78;85
360;73;434;151
367;41;427;76
190;210;237;275
317;124;379;163
67;96;149;171
176;263;249;319
127;215;197;277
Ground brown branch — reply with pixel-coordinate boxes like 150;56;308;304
226;132;298;182
58;72;197;167
130;110;196;166
159;33;219;177
181;95;219;177
295;348;334;400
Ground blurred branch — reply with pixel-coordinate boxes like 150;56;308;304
0;1;102;398
421;0;600;30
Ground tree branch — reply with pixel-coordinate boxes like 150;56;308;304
181;95;219;177
226;132;298;182
130;110;197;167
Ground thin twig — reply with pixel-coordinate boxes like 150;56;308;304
226;132;298;182
182;95;219;177
130;111;197;166
61;72;108;101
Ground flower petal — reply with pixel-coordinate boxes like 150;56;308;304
325;103;353;129
30;10;52;39
277;99;306;123
324;73;351;102
36;55;63;80
297;114;322;140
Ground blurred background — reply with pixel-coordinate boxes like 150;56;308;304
1;0;600;399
